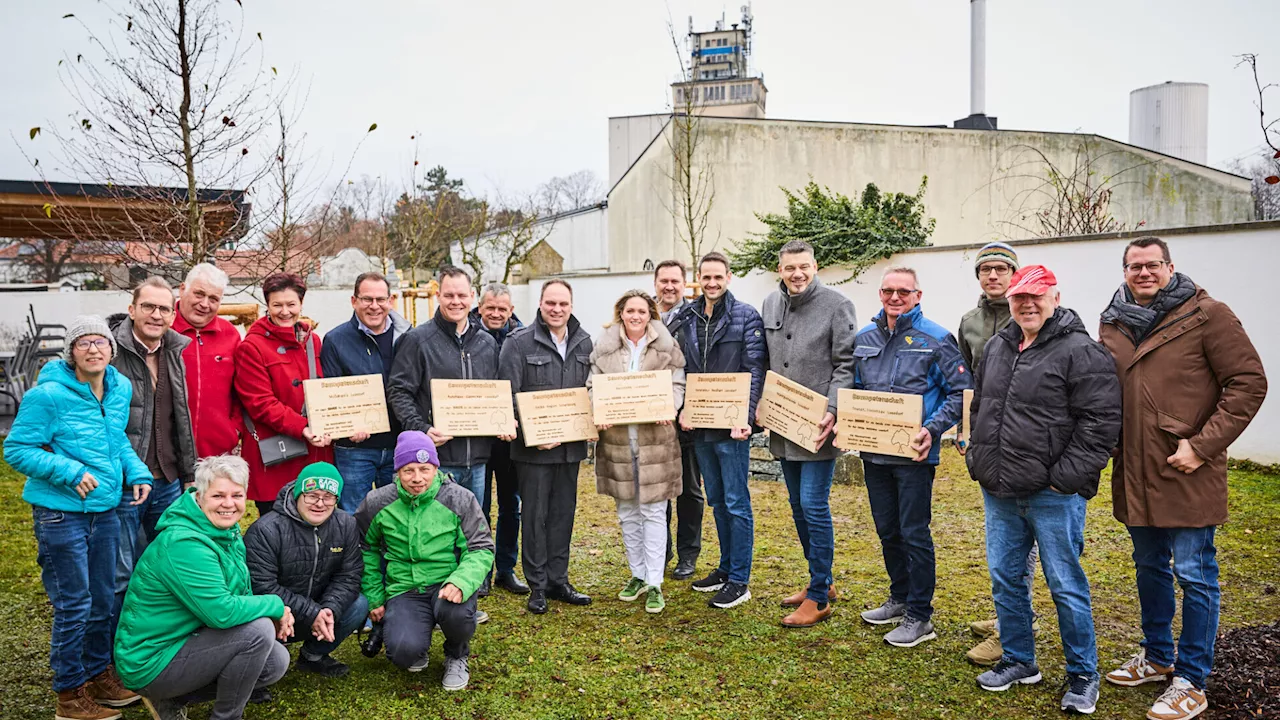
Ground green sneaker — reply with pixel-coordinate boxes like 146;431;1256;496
645;586;666;614
619;578;647;602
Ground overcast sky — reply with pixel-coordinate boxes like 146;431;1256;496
3;0;1278;204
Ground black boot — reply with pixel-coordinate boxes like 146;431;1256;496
477;577;492;598
547;583;592;606
673;557;698;580
527;589;548;614
496;571;530;595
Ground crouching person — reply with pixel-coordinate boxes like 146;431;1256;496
114;455;293;720
245;462;368;678
356;431;494;690
964;267;1121;715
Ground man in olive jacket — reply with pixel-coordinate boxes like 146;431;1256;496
1098;237;1267;720
245;464;366;679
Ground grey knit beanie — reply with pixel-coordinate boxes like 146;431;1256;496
65;315;116;360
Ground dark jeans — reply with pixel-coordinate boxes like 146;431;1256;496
984;488;1097;678
780;458;837;605
694;439;752;584
334;446;397;514
440;464;487;508
384;587;477;667
32;506;119;692
114;478;183;634
137;618;289;720
289;594;370;659
665;442;704;565
1128;525;1220;689
483;442;521;578
863;462;936;621
515;461;579;591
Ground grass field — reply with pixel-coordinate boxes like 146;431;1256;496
1;446;1277;720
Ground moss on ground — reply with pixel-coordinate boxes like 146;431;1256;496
1;449;1276;719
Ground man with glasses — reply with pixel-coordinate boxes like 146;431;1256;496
1099;237;1267;720
852;267;969;649
110;276;197;633
320;272;410;514
245;462;367;679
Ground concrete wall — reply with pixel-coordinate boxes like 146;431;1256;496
607;115;669;189
607;117;1256;275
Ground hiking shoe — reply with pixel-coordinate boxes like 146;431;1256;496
476;609;490;624
976;658;1043;691
884;617;937;648
54;685;120;720
442;656;470;691
87;666;140;708
619;577;648;602
141;697;187;720
296;653;350;678
1146;677;1207;720
645;586;666;614
691;569;728;593
1106;648;1174;687
407;656;430;673
1060;674;1100;714
710;582;752;609
966;634;1004;666
860;598;907;625
970;618;998;637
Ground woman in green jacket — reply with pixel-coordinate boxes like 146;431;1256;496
113;455;294;720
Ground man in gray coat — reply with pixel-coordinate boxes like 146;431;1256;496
757;241;858;628
108;276;197;632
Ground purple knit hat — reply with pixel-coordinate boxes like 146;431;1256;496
394;430;439;471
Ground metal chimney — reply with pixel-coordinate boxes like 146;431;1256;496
954;0;997;130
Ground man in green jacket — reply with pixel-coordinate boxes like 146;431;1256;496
356;431;495;691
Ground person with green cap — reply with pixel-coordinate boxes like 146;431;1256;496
355;430;495;691
244;461;367;679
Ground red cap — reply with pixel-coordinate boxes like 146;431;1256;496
1005;265;1058;297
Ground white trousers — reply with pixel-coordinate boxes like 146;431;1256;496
616;497;669;588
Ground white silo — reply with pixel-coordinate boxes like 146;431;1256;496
1128;82;1209;164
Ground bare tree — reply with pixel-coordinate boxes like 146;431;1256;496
537;170;605;214
662;22;718;270
1235;53;1280;218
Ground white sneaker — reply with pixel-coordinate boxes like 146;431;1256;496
1146;677;1208;720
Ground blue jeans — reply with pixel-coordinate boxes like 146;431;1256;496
334;446;397;514
32;506;120;691
984;488;1097;678
695;439;753;585
1128;525;1220;689
440;465;487;507
114;479;183;629
863;462;936;621
483;445;521;577
291;593;370;658
780;459;836;604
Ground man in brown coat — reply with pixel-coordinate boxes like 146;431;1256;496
1098;236;1267;720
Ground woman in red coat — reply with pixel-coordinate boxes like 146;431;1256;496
234;272;333;515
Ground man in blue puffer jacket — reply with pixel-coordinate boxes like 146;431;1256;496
849;267;970;649
671;252;766;610
7;315;153;718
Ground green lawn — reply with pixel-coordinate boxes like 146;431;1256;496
1;447;1277;720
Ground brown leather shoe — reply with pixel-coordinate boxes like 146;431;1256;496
87;665;140;708
55;685;121;720
780;584;838;608
781;598;833;628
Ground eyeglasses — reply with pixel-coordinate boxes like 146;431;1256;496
355;295;392;306
300;492;337;507
1124;261;1168;275
879;288;919;298
74;338;111;351
978;264;1012;276
138;302;174;317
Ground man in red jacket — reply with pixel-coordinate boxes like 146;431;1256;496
172;263;243;460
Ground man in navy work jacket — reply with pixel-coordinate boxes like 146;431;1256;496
320;272;410;513
850;266;969;649
671;251;765;611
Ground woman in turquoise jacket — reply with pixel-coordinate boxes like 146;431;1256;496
6;316;152;719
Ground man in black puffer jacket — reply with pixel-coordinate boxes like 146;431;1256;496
245;463;366;678
965;266;1120;714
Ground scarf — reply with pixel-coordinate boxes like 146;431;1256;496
1101;272;1196;342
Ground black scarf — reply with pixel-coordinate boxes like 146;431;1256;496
1101;272;1196;342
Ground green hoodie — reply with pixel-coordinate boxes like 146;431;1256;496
355;473;496;610
114;489;285;690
